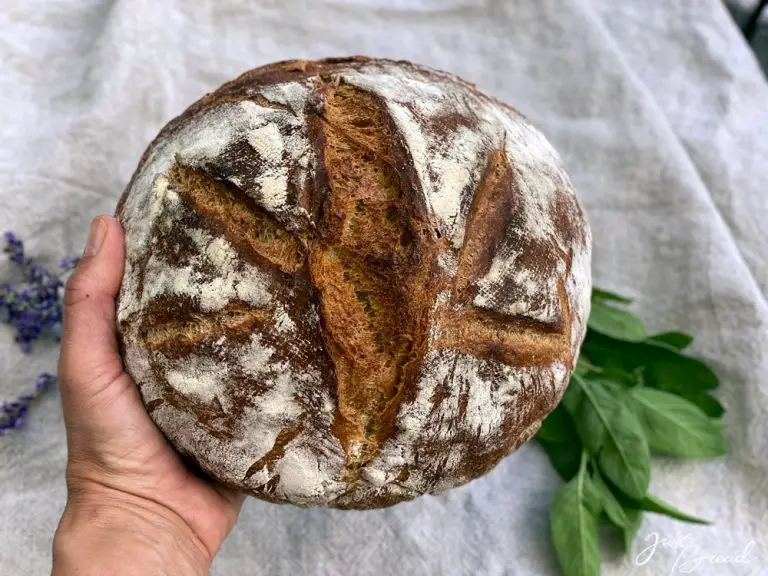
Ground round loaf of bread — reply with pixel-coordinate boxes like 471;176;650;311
116;57;591;509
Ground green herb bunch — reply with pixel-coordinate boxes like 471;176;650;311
539;289;726;576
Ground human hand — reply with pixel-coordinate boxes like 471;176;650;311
52;216;244;576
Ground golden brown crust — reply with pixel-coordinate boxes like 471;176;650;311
115;57;592;509
307;83;441;480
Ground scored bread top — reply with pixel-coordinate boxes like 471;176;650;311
116;57;591;509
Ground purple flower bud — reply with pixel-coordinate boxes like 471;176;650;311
59;257;80;271
2;232;71;431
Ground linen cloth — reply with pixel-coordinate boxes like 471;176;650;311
1;1;767;574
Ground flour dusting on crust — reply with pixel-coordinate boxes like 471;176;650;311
117;58;591;509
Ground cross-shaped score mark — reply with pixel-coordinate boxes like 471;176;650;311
134;82;576;491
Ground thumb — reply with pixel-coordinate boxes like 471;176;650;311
58;216;128;431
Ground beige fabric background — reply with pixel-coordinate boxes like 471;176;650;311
1;1;767;574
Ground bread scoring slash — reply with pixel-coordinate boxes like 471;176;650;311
115;57;592;509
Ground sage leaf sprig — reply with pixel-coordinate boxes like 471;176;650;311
538;288;727;576
628;387;726;458
550;451;601;576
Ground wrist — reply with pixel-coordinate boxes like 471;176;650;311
53;483;211;576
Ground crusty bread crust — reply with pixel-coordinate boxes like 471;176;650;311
116;57;592;509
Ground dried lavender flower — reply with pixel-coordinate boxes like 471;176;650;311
0;373;56;435
0;231;78;351
1;232;77;433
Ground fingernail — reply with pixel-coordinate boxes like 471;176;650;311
84;217;108;257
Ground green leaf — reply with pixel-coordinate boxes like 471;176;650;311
577;403;607;456
596;401;651;499
568;376;650;499
621;493;710;525
561;378;582;412
550;453;601;576
570;377;633;456
709;416;728;430
582;334;720;398
593;471;628;528
587;375;630;396
583;473;604;518
648;331;694;350
588;300;646;342
592;288;633;304
574;356;602;377
683;391;726;418
540;436;583;482
587;367;639;389
537;404;575;443
622;508;643;552
628;388;727;458
642;494;710;524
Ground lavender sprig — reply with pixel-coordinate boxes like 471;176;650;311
0;373;56;435
1;231;78;352
1;232;78;433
